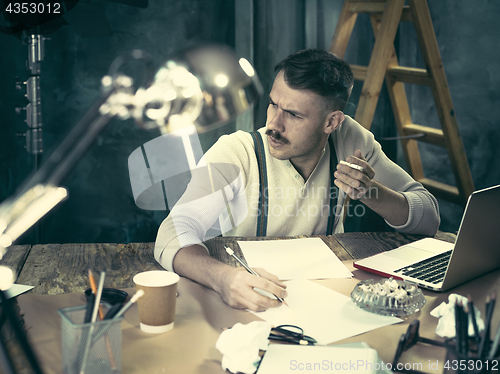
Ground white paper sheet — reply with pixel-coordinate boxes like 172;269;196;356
251;279;401;345
0;284;34;302
257;344;379;374
238;238;352;280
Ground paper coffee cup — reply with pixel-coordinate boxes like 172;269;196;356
133;270;180;334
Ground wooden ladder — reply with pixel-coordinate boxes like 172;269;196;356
330;0;474;205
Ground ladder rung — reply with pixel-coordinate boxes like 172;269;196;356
418;178;461;204
402;124;445;147
351;64;368;81
348;1;387;13
352;65;431;86
348;2;412;21
388;66;432;86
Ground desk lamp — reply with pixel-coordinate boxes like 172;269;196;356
0;44;262;373
0;43;262;256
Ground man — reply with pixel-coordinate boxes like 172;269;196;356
154;49;440;312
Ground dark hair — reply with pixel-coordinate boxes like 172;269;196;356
274;49;354;111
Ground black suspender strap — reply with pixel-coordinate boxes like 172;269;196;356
326;135;339;235
251;131;339;237
250;131;268;237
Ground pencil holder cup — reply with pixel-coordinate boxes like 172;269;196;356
443;338;500;374
58;304;123;374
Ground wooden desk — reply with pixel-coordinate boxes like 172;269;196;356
6;231;481;374
2;231;456;295
16;262;500;374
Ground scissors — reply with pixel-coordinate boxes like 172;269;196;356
269;325;317;346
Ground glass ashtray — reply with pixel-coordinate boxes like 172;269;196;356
350;278;426;317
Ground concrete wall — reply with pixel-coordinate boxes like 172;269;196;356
0;0;235;244
1;0;499;245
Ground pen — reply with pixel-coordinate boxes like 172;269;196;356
489;315;500;359
339;160;364;172
104;303;123;320
224;245;288;306
89;270;117;370
90;289;145;347
454;300;462;354
91;272;106;323
479;293;496;358
462;303;469;356
113;289;145;319
84;293;95;323
88;270;105;320
80;271;106;374
468;295;481;347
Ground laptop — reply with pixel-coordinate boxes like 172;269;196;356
353;185;500;291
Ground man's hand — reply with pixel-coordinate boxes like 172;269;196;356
334;149;375;200
173;245;287;312
218;266;288;311
333;149;409;226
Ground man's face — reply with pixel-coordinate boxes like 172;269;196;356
266;71;331;164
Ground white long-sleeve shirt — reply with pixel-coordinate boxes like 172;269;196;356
155;116;440;271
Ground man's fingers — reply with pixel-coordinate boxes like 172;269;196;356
222;291;269;312
334;178;366;200
353;149;364;160
335;170;364;189
345;150;375;179
221;268;286;311
335;150;375;199
250;272;288;300
253;267;287;288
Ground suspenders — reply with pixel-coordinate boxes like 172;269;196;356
250;132;269;236
250;131;339;237
326;135;339;235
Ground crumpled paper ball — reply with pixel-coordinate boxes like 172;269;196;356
215;321;272;374
430;293;484;337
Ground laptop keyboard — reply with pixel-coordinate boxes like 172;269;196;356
394;250;453;284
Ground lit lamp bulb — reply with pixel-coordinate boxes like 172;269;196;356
134;44;262;133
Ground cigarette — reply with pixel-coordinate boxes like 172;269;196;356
340;160;364;172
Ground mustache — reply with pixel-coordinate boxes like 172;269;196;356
265;129;289;144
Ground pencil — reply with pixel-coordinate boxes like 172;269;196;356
91;272;105;323
224;245;288;306
489;317;500;359
463;303;469;355
454;300;462;354
479;294;495;358
80;272;106;374
90;290;145;348
468;295;481;347
487;293;497;355
88;270;117;369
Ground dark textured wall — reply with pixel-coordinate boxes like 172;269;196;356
0;0;235;245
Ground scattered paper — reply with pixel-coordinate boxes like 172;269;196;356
257;344;379;374
238;238;352;280
216;321;272;374
251;279;401;345
430;293;484;337
0;284;34;302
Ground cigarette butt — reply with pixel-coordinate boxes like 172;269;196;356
340;160;364;172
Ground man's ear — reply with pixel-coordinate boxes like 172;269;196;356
324;110;345;134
